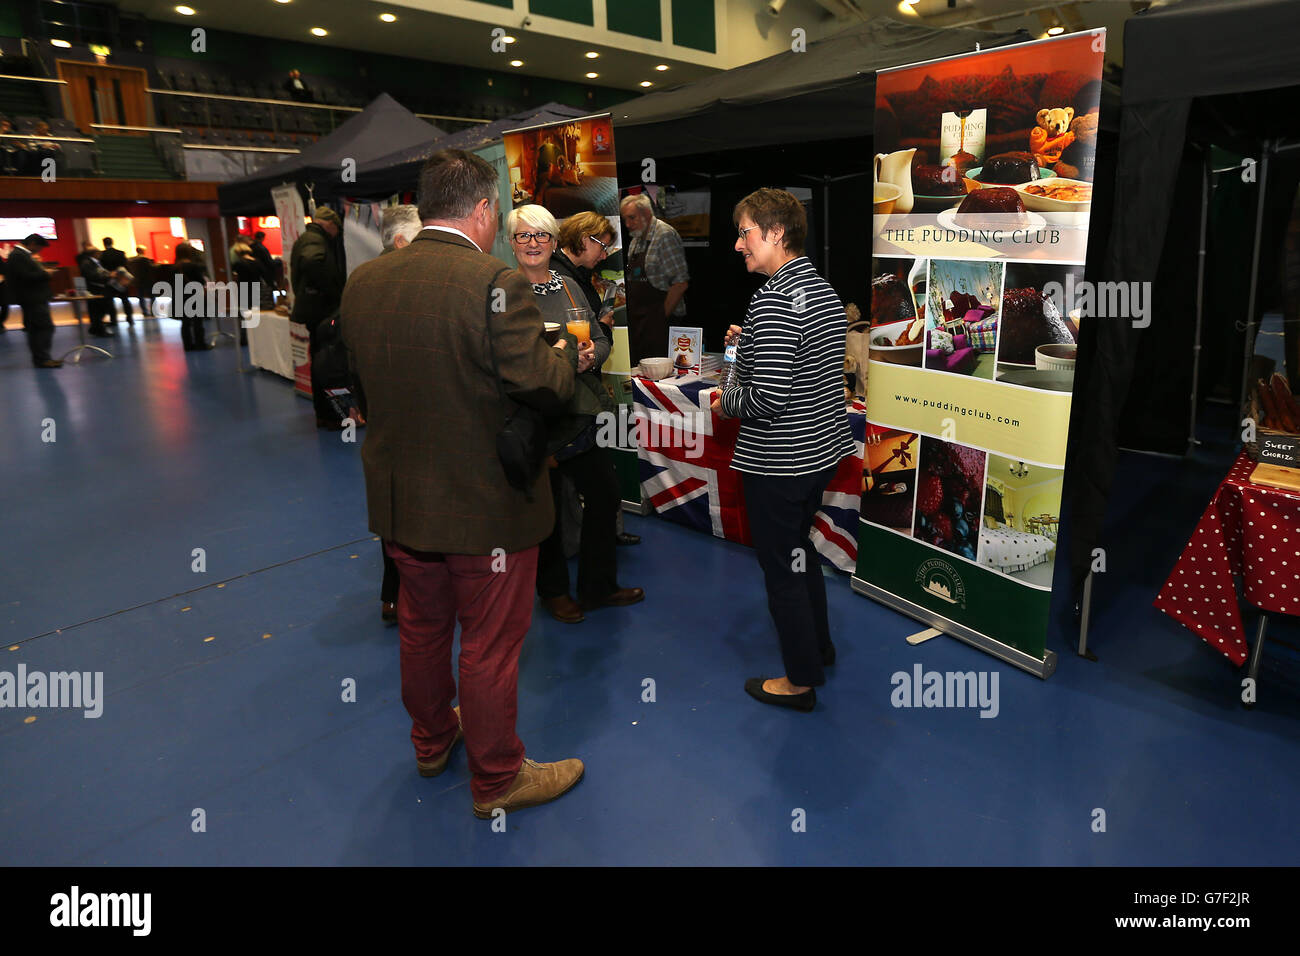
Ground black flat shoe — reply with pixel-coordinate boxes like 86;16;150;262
616;532;641;546
744;677;816;712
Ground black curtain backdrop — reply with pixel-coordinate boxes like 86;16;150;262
1066;0;1300;594
616;138;872;355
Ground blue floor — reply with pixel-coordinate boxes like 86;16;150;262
2;316;1298;866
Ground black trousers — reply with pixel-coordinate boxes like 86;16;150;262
381;541;399;604
109;290;133;320
742;465;838;688
180;315;207;349
536;442;620;602
86;295;109;333
22;302;54;364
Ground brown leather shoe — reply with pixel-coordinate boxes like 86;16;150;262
581;587;644;610
543;594;585;623
472;757;585;819
416;706;463;778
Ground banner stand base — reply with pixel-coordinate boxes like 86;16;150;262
851;576;1058;680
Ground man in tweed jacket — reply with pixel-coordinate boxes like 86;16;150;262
341;149;587;818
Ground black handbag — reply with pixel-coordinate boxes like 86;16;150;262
484;269;547;495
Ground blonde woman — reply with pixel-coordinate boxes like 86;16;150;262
508;204;643;622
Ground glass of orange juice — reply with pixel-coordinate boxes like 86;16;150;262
565;308;590;345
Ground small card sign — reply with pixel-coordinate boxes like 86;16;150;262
668;326;702;376
1257;434;1300;469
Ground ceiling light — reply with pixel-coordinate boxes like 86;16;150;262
273;0;290;4
175;5;196;14
1047;25;1065;35
585;72;598;79
640;81;653;88
310;27;327;36
585;51;599;59
897;1;919;15
51;39;71;48
502;35;516;44
655;64;669;71
380;13;396;22
510;59;523;67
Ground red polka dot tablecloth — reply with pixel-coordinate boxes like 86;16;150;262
1154;452;1300;666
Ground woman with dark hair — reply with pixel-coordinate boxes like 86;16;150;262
712;187;855;712
173;242;212;351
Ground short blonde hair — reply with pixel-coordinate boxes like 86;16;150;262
506;204;559;240
230;242;252;260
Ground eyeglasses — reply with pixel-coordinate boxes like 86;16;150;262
587;234;611;253
738;225;759;240
512;231;552;244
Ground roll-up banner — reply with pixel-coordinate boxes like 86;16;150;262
501;114;641;509
854;31;1105;678
270;183;312;399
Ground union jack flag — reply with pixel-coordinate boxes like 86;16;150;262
631;378;867;572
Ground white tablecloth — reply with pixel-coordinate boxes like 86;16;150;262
247;311;294;380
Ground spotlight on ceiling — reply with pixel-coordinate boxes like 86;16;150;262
640;81;652;88
1047;25;1065;35
897;1;919;16
310;26;327;36
175;5;196;14
380;13;397;22
502;35;516;44
585;72;598;79
510;60;523;67
655;64;668;71
585;51;599;59
51;38;72;47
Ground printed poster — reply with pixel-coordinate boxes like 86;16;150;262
854;31;1105;675
271;183;312;399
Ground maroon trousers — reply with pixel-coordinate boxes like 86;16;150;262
385;541;538;803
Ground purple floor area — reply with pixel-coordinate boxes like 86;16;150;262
2;316;1298;865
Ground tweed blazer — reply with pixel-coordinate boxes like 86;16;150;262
340;229;575;555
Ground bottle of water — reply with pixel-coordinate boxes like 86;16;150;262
718;341;740;389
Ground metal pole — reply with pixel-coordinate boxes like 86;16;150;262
1077;570;1094;658
1244;613;1268;708
823;176;831;279
1238;141;1272;411
1189;149;1210;454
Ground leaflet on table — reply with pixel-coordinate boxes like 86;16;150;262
668;326;703;376
854;30;1105;674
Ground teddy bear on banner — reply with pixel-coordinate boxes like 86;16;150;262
1030;107;1076;169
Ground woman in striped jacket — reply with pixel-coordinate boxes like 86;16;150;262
712;188;855;712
